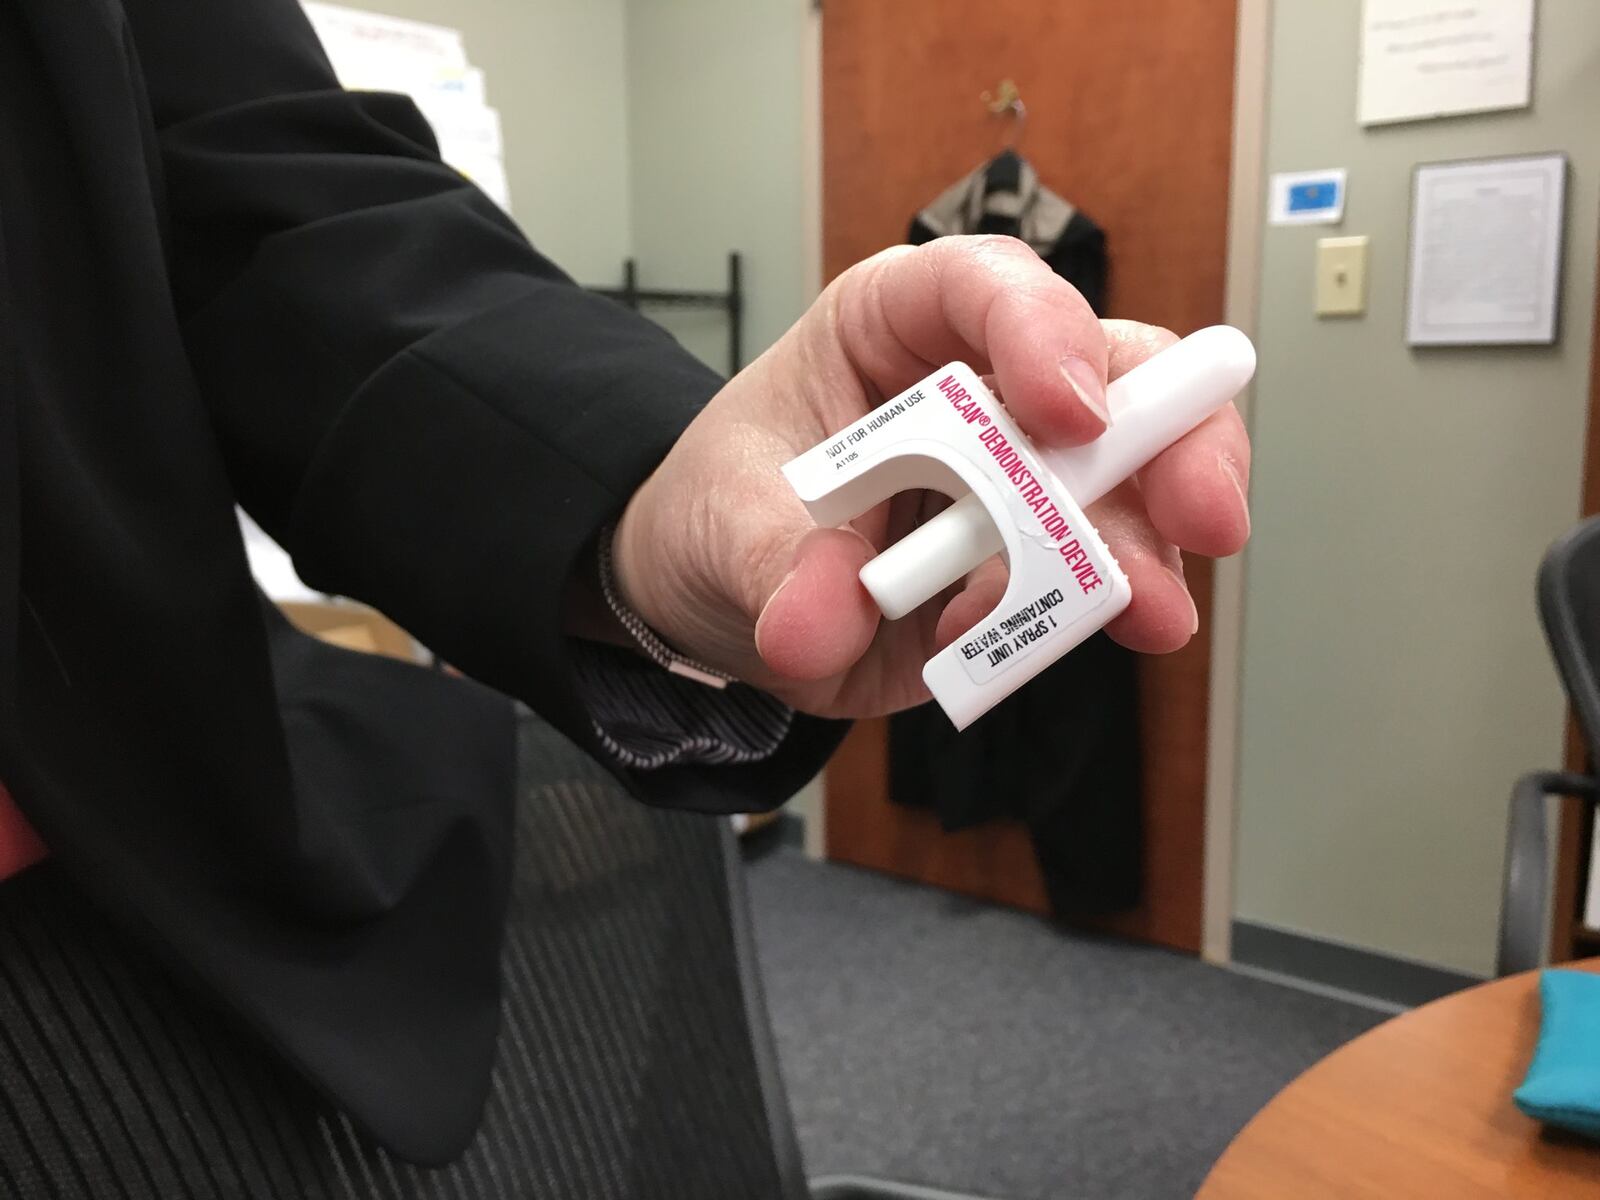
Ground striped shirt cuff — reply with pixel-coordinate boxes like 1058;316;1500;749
569;641;793;770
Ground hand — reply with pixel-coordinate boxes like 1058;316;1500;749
611;235;1251;719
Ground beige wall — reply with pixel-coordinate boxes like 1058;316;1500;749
1234;2;1600;975
327;0;812;371
322;0;635;286
623;0;813;371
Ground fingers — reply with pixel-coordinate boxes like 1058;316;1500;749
1106;317;1251;558
1103;319;1179;382
932;534;1196;657
836;236;1111;446
933;556;1008;652
753;527;881;681
1136;406;1251;557
933;506;1198;657
1088;482;1200;654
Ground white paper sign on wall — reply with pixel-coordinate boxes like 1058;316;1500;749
1358;0;1535;126
1406;153;1565;346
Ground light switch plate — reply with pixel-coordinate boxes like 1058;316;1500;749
1316;235;1369;316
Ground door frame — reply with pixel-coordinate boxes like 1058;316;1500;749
1205;0;1273;963
797;0;829;860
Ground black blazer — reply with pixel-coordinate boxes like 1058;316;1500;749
0;0;840;1165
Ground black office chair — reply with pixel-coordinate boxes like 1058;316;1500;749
1500;515;1600;976
0;710;998;1199
492;713;1000;1200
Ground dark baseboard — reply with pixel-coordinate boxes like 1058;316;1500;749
1231;920;1485;1009
772;809;806;850
739;810;806;861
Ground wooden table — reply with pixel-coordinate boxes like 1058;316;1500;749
1199;959;1600;1198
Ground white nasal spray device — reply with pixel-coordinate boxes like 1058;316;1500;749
781;325;1255;729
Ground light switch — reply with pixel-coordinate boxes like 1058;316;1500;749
1315;235;1369;316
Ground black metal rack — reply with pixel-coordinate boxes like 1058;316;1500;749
590;252;743;377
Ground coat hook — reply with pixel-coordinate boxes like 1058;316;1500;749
981;79;1026;147
981;78;1024;118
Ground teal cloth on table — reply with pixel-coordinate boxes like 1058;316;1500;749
1513;969;1600;1139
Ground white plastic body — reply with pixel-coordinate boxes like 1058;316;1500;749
782;363;1132;729
860;326;1257;619
779;325;1256;730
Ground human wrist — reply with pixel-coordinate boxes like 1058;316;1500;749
611;481;667;630
599;512;732;687
611;483;731;677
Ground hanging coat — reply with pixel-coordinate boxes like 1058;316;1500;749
891;152;1142;916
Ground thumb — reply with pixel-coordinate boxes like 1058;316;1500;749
753;527;880;682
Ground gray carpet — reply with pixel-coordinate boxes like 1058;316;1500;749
744;849;1385;1200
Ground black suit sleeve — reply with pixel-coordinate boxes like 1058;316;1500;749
120;0;844;810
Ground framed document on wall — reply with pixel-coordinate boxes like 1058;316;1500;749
1406;153;1567;347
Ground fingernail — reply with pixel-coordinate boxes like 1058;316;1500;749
754;570;797;643
1060;356;1111;428
1166;563;1199;635
1220;454;1251;536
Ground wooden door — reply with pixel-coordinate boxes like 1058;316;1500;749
820;0;1240;952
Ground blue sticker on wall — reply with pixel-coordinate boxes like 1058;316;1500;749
1288;180;1340;213
1270;168;1347;225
